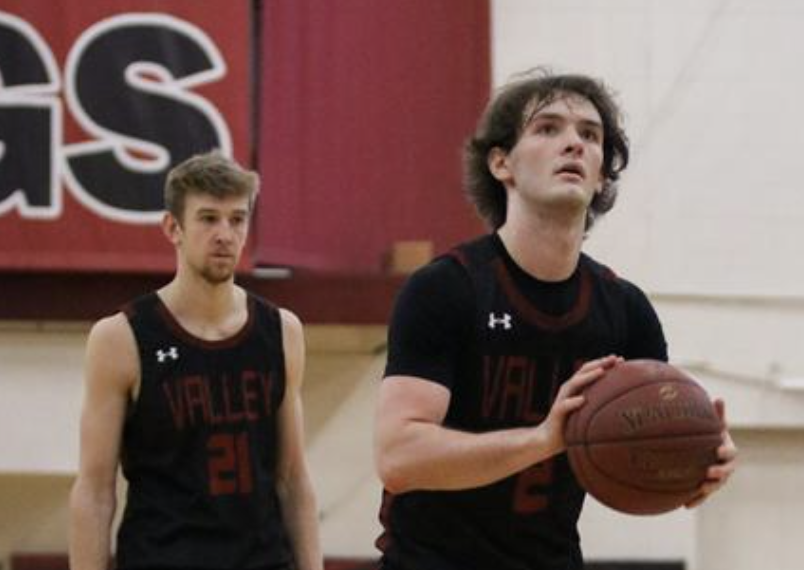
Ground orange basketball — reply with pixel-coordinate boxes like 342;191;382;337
565;360;722;515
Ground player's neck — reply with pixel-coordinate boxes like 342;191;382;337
498;210;585;281
159;271;244;330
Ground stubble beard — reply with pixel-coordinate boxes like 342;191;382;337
200;268;233;285
197;258;236;285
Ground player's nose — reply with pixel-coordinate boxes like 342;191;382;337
215;220;235;242
562;128;584;155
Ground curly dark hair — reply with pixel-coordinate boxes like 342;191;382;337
464;69;629;230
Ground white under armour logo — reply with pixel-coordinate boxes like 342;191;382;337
156;346;179;362
488;312;513;330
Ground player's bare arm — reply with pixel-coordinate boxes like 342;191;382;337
374;355;620;494
69;314;138;570
275;309;323;570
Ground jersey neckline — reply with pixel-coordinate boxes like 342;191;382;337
490;232;585;287
153;292;256;350
489;233;592;331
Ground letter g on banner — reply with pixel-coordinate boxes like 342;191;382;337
0;12;61;220
63;13;231;224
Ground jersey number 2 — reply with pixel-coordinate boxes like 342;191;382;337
207;432;253;496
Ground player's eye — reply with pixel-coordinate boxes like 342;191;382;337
581;128;601;143
535;122;558;135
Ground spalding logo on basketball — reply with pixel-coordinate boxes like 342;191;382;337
564;359;723;515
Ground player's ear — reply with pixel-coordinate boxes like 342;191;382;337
488;147;512;184
162;211;182;245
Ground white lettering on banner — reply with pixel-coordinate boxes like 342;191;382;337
0;11;231;224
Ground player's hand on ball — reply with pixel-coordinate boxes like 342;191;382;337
541;354;622;456
685;398;738;508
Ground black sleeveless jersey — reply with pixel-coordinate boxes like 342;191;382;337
380;234;668;570
116;292;292;570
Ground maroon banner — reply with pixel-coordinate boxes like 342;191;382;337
255;0;489;273
0;0;253;271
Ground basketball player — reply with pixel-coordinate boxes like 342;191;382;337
374;70;737;569
69;152;323;570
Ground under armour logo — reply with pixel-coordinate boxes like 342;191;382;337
156;346;179;362
488;312;513;330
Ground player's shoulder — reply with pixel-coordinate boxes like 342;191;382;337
277;306;305;387
241;287;301;344
581;252;621;282
406;234;499;286
583;254;634;288
388;244;478;328
244;287;276;310
277;306;303;344
581;254;653;306
242;288;286;326
445;233;500;268
401;247;473;300
89;311;135;349
85;311;139;385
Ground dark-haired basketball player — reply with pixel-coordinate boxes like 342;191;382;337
70;152;323;570
374;70;737;570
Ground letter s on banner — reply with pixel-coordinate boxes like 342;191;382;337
63;13;232;224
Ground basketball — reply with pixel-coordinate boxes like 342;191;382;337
565;359;723;515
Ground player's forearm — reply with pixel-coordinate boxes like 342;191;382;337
68;482;116;570
276;475;323;570
376;420;557;493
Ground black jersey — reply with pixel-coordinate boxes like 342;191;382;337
379;234;668;570
116;292;292;570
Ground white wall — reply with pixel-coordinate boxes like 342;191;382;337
696;430;804;570
0;323;85;473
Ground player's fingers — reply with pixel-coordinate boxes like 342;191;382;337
713;398;726;424
707;460;735;482
556;355;622;403
701;479;722;495
576;354;619;373
554;394;586;415
684;492;707;509
559;366;606;396
686;475;725;508
571;355;621;383
718;439;738;462
712;399;738;460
